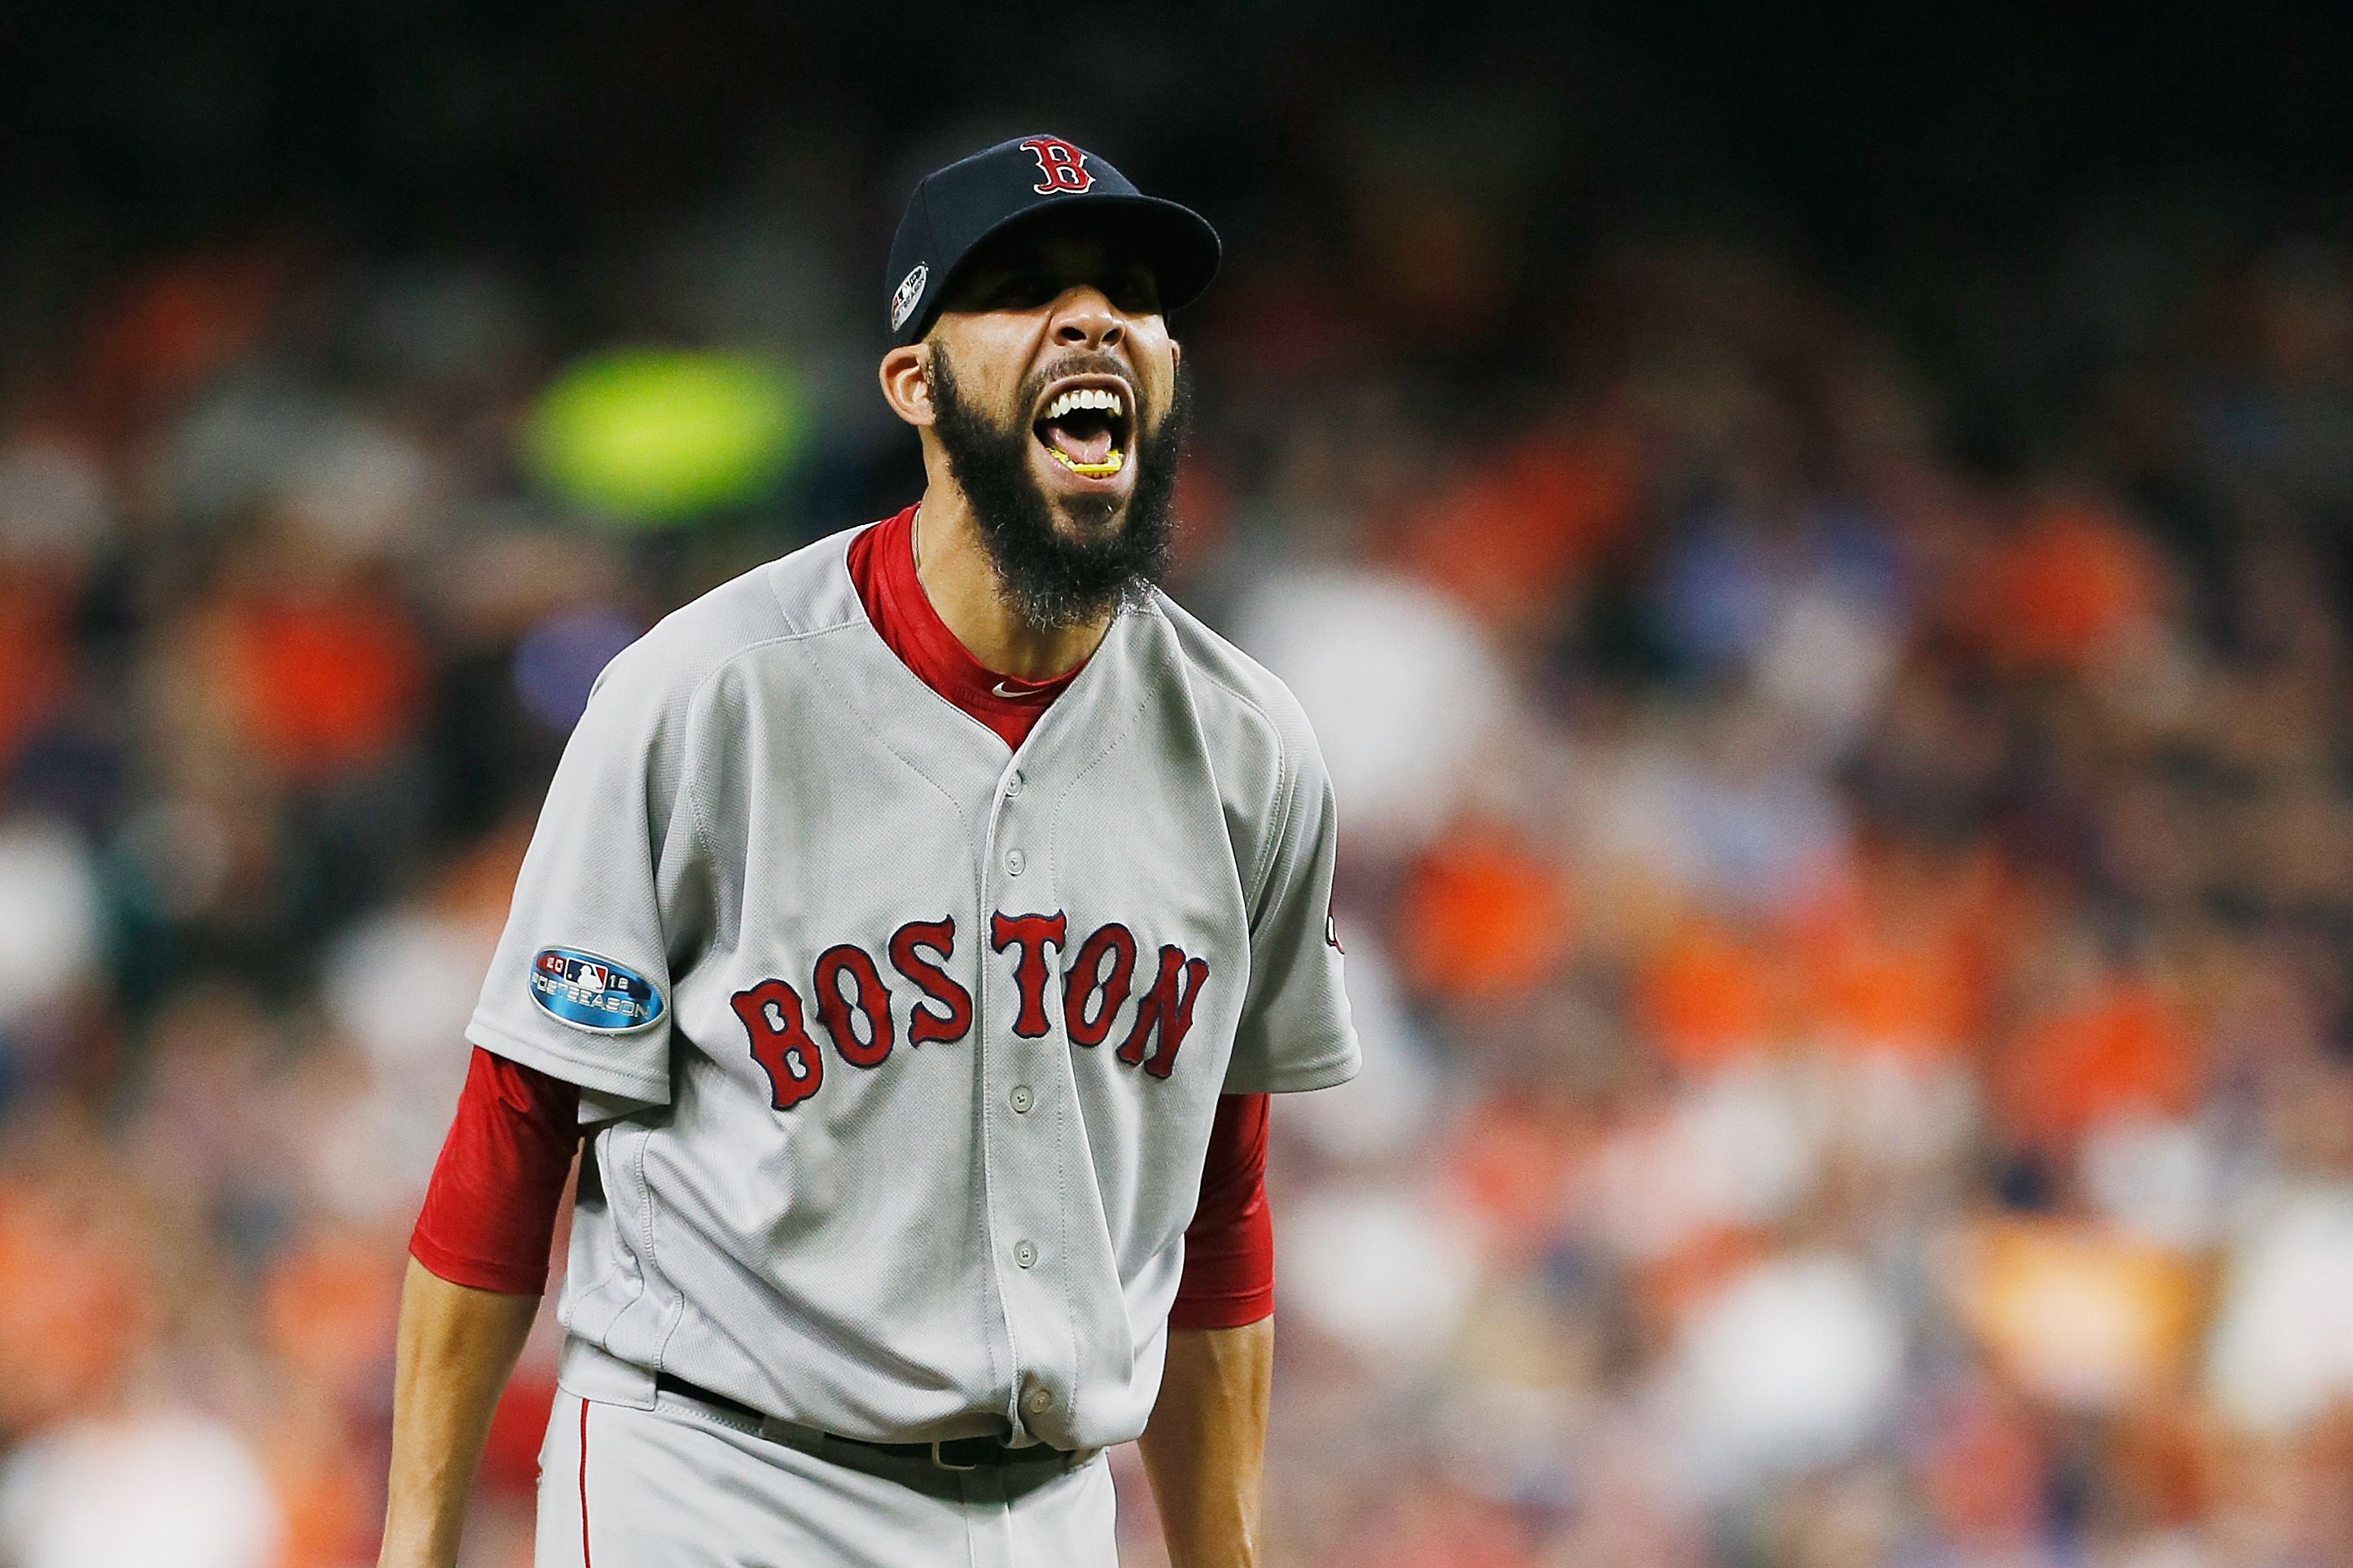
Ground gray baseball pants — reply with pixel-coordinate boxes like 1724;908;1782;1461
534;1388;1119;1566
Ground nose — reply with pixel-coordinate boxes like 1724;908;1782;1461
1049;287;1126;352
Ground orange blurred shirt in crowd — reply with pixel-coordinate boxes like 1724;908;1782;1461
1996;979;2199;1149
1634;914;1786;1071
1969;496;2162;669
1790;847;2020;1061
0;1185;148;1434
1400;423;1640;634
213;594;427;782
1398;820;1576;1001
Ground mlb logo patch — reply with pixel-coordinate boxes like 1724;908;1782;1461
529;946;665;1034
891;263;928;332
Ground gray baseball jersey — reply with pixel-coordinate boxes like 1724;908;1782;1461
468;522;1359;1455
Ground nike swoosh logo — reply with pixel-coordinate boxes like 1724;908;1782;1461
992;681;1033;699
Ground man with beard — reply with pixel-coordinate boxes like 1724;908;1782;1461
378;135;1358;1568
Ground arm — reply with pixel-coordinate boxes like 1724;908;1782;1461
1140;1317;1274;1568
1146;1092;1276;1566
380;1048;583;1567
1141;704;1353;1565
378;1262;541;1568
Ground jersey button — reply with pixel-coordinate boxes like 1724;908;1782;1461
1005;771;1024;797
1025;1388;1054;1415
1010;1084;1035;1114
1004;848;1025;876
1014;1240;1038;1268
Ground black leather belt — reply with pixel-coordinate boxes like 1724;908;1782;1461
653;1372;1063;1471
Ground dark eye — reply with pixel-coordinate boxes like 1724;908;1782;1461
989;275;1059;309
1111;272;1161;313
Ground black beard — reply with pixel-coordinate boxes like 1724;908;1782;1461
926;345;1191;631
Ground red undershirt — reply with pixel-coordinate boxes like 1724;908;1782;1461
410;505;1275;1329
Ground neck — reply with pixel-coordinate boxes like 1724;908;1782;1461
910;472;1115;681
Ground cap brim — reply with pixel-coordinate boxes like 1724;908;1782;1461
898;194;1222;344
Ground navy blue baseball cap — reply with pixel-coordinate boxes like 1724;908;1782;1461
885;134;1221;345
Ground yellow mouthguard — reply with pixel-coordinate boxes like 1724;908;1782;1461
1049;448;1124;477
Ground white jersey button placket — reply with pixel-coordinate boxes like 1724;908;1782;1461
984;795;1071;1442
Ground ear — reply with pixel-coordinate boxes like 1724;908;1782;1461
878;343;934;427
1169;337;1181;377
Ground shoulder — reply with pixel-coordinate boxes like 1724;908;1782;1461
1134;587;1328;796
589;524;869;720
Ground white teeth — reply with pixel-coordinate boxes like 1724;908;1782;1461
1043;386;1126;422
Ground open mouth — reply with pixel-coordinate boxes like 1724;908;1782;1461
1032;379;1133;480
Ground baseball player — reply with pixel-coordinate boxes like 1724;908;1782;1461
378;134;1357;1567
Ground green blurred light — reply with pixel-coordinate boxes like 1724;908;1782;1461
525;349;803;524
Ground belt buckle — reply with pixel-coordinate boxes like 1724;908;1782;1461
930;1438;980;1472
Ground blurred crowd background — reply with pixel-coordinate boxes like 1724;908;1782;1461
7;7;2353;1566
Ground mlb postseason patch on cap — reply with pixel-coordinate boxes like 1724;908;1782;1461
531;947;665;1033
890;264;928;333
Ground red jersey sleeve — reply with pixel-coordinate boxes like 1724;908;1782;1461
409;1047;584;1295
1168;1093;1274;1330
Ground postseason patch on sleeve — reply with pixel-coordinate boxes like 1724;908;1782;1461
530;947;666;1033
